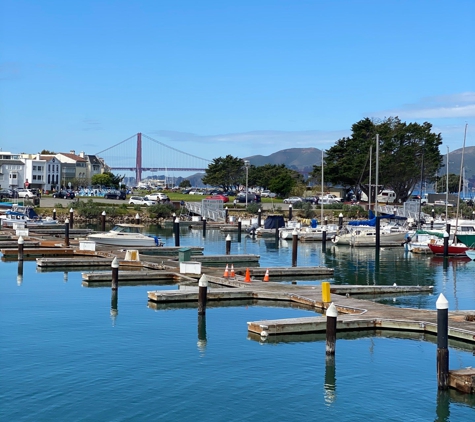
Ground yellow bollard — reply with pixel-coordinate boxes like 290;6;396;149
322;281;331;303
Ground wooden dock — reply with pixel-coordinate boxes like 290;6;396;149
147;275;475;345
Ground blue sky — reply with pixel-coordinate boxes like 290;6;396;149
1;0;474;164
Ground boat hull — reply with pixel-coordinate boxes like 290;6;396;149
428;243;469;256
87;234;157;247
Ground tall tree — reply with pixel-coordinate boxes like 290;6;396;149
202;155;245;191
320;117;443;202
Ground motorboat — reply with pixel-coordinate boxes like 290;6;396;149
0;206;59;228
465;249;475;260
405;230;444;254
87;224;163;247
349;228;407;247
427;241;469;256
281;224;338;241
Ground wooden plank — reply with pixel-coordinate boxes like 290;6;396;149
449;368;475;393
1;247;74;257
331;285;433;295
82;270;183;282
37;257;113;268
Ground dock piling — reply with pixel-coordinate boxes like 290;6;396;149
64;218;70;247
197;315;207;352
289;204;292;220
202;217;206;237
111;289;118;322
326;302;338;355
237;218;242;242
53;208;56;221
198;274;208;315
443;231;449;258
436;293;449;390
338;213;343;230
257;208;262;227
322;225;327;250
101;211;106;231
69;208;74;229
17;236;24;261
174;217;180;247
111;257;119;290
292;229;298;267
225;234;231;255
135;213;141;225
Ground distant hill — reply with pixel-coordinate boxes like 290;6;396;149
441;146;475;182
245;147;322;173
148;146;475;187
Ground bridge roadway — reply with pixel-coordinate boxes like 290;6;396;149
148;275;475;344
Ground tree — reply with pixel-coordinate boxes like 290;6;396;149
436;173;460;193
40;149;55;154
179;179;191;188
91;172;124;188
321;117;443;203
202;155;246;191
249;164;303;196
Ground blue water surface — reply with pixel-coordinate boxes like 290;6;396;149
1;227;475;421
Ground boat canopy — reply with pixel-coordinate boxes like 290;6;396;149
264;215;285;229
348;210;407;227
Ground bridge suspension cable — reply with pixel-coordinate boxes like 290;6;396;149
95;134;137;155
141;134;212;163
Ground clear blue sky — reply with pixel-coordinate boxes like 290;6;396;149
1;0;474;162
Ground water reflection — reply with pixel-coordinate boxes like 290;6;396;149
197;315;207;355
17;260;23;285
435;390;450;422
324;355;336;405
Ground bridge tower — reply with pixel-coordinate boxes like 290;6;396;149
136;132;142;184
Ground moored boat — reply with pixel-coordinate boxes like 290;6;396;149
427;241;469;256
87;224;163;247
465;249;475;260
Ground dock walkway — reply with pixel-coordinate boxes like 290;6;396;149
148;276;475;344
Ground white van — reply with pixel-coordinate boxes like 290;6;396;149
377;190;397;203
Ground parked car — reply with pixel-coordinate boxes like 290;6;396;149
52;190;75;199
104;190;127;200
206;194;229;203
303;196;319;204
129;196;157;206
16;188;37;199
283;196;303;204
319;194;341;204
0;189;14;199
261;190;276;198
236;193;261;203
147;192;169;201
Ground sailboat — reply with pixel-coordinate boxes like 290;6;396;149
428;124;470;256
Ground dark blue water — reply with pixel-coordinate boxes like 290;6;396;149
1;227;475;421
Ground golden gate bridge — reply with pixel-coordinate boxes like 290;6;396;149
95;133;211;184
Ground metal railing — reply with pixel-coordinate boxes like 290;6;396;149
185;201;227;222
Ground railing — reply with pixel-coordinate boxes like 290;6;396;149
185;201;227;222
377;204;430;221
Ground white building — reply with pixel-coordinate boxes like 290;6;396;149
0;151;25;190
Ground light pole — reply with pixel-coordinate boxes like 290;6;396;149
244;160;250;209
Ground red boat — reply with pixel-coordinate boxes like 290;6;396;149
428;242;469;256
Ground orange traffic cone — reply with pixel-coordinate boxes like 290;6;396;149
230;264;235;278
223;264;229;278
244;268;251;283
263;268;270;282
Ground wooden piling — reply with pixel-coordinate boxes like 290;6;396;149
111;257;119;290
225;207;229;223
292;229;298;267
225;234;231;255
375;216;380;249
202;217;206;237
174;217;180;247
17;236;24;261
338;213;343;230
443;231;449;258
257;208;262;227
64;219;70;247
326;303;338;355
436;293;449;390
53;208;56;221
198;274;208;315
69;208;74;229
237;219;242;242
288;204;292;220
322;225;327;249
101;211;106;231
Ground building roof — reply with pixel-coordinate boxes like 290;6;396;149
87;155;101;165
56;153;87;162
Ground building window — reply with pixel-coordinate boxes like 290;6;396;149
33;175;37;180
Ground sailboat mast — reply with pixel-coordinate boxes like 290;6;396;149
375;134;379;217
454;123;468;241
321;150;324;223
446;147;449;220
368;145;372;213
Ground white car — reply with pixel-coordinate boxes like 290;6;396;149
147;192;169;201
16;188;36;198
283;196;303;204
129;196;157;206
261;190;276;198
319;194;341;204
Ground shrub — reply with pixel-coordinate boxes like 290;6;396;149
247;203;261;214
147;203;176;219
297;202;315;219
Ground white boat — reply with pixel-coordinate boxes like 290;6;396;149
87;224;163;247
280;224;338;241
0;206;59;228
405;230;443;254
349;228;407;247
465;249;475;260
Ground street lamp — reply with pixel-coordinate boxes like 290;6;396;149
244;160;250;209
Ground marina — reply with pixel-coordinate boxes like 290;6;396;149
2;223;475;421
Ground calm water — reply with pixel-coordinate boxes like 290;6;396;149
1;226;475;421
